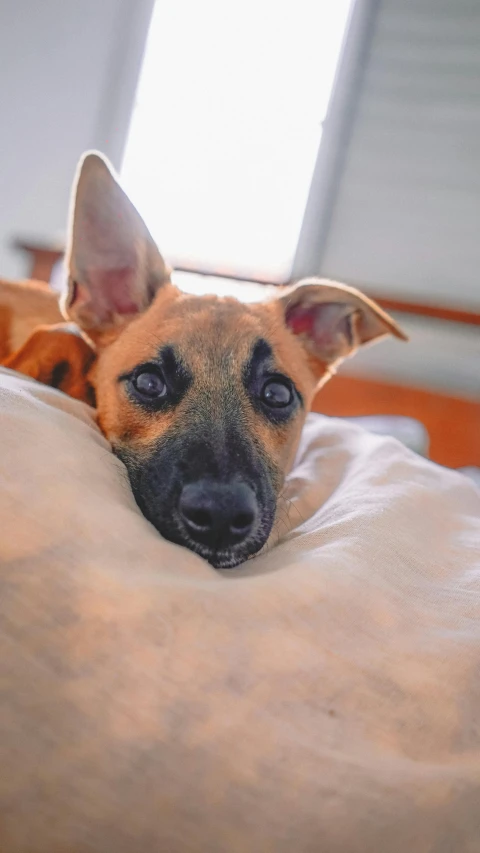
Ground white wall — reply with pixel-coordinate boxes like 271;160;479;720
319;0;480;311
0;0;153;279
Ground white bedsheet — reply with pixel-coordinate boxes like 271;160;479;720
0;367;479;852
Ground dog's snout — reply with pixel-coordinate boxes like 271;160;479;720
178;480;258;550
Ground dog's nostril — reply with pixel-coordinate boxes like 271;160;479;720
184;508;212;531
230;511;255;534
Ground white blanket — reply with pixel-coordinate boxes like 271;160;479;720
0;367;479;852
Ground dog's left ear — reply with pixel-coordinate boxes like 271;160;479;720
63;151;171;340
276;278;408;380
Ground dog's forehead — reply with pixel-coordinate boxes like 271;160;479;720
114;290;291;372
166;293;271;354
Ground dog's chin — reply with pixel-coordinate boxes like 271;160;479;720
188;543;256;570
170;526;269;570
150;512;273;570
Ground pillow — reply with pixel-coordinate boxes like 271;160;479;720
0;366;479;852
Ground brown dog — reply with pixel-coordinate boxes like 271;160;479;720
1;152;407;568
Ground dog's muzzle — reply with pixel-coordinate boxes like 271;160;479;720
115;433;277;569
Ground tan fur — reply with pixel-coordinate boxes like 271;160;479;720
0;273;404;503
3;323;95;403
91;285;315;475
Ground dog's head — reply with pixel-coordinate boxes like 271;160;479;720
63;152;406;568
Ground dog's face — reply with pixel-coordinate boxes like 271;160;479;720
63;152;406;568
88;290;319;568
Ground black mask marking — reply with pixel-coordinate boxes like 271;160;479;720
114;339;290;568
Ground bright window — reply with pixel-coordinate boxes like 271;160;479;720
122;0;352;282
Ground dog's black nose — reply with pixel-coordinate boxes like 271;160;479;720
178;480;258;550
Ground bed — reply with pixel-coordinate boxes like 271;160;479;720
0;366;479;851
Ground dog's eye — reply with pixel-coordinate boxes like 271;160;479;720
260;378;293;408
132;369;167;400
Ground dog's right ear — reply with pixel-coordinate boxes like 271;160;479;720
63;151;171;341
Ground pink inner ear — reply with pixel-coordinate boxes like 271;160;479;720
89;267;139;316
71;267;140;324
71;192;142;320
285;301;353;360
285;304;315;336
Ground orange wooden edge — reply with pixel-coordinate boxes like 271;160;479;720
314;374;480;469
